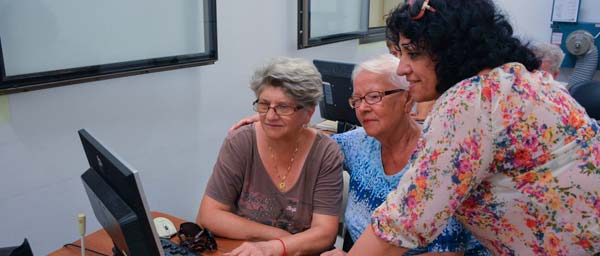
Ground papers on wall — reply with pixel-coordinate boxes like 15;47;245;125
552;0;580;23
551;32;563;45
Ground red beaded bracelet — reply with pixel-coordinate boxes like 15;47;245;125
275;238;287;256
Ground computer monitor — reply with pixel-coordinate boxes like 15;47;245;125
313;59;361;127
79;129;164;256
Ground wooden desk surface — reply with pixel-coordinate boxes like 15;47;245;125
49;211;243;256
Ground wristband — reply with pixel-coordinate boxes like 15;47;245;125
275;238;287;256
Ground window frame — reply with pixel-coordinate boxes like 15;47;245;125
0;0;218;95
297;0;370;49
359;26;387;44
359;0;406;44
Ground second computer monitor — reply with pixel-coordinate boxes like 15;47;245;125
313;59;361;127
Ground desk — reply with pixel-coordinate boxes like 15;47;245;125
49;211;243;256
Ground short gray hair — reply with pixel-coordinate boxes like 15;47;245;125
351;54;408;89
250;57;323;107
529;42;565;74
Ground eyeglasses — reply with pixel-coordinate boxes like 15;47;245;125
253;100;304;116
177;222;217;252
348;89;405;109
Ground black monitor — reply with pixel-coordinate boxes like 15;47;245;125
79;129;164;256
313;59;361;127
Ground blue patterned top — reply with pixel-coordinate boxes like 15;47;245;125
332;128;489;255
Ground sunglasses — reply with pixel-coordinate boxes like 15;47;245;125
177;222;218;253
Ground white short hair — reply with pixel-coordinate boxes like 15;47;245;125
351;54;408;89
529;42;565;74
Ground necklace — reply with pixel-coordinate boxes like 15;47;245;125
267;140;300;192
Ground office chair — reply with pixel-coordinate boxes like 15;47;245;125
338;171;350;250
569;80;600;120
0;239;33;256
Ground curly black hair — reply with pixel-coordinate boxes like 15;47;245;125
386;0;540;94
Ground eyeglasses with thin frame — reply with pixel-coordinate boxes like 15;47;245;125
348;89;405;109
253;100;304;116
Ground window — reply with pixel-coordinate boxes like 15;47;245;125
297;0;369;49
360;0;405;44
297;0;405;49
0;0;217;94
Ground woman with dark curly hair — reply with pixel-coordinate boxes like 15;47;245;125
347;0;600;255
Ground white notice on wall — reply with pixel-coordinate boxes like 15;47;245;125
552;0;580;22
551;32;563;45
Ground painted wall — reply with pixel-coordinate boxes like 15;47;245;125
1;0;597;254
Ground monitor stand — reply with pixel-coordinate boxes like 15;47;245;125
337;121;358;133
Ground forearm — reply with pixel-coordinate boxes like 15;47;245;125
198;207;290;240
348;225;407;256
281;215;338;255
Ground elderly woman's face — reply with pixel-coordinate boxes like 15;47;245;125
395;35;440;102
256;85;312;140
352;70;412;139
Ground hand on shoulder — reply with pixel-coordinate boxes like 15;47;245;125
228;114;260;136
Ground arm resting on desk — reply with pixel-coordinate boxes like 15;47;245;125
199;196;339;255
278;213;338;255
228;213;338;256
198;196;292;240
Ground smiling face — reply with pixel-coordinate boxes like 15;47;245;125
256;85;313;140
352;70;412;139
395;35;440;102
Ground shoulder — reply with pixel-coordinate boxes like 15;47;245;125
221;124;255;153
447;62;530;91
331;128;368;147
226;124;255;142
473;62;541;92
315;130;343;153
432;62;534;114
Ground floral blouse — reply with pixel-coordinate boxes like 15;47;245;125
371;63;600;255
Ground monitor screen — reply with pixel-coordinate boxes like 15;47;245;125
314;59;361;126
79;129;164;256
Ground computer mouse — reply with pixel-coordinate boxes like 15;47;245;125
153;217;177;238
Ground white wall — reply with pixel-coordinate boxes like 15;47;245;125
0;1;386;254
1;0;596;254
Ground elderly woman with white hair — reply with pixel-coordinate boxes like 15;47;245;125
198;57;344;256
322;54;488;256
529;42;565;79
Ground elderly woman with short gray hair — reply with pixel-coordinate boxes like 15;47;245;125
198;57;344;256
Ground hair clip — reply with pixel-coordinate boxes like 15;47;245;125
411;0;436;20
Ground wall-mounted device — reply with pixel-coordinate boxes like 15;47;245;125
565;30;595;56
564;29;598;87
551;22;599;89
551;23;600;70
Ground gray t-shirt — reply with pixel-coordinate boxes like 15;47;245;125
205;125;344;234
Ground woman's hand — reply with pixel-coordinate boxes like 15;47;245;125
224;240;283;256
228;114;260;135
320;248;347;256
